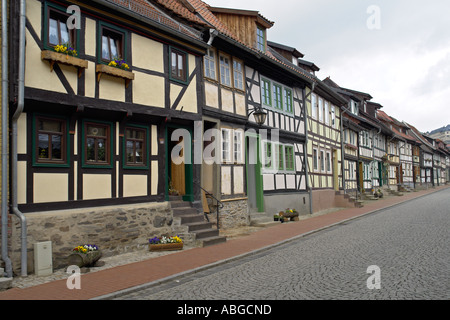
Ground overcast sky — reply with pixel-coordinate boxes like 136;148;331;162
204;0;450;133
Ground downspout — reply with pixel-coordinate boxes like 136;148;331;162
304;82;315;214
1;0;12;278
11;0;27;277
340;104;350;194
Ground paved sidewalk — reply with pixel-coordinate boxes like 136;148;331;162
0;185;448;300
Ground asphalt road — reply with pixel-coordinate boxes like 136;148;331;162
115;188;450;300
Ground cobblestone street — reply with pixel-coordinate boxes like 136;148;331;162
115;188;450;300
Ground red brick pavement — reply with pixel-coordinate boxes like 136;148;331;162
0;185;448;300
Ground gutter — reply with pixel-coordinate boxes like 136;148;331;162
10;0;27;277
1;0;12;278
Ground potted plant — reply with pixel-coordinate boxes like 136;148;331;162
283;208;299;221
273;214;280;221
67;244;102;267
149;235;183;251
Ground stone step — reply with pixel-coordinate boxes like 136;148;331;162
172;207;198;216
170;200;190;208
185;221;215;232
179;214;204;224
200;235;227;247
192;228;219;240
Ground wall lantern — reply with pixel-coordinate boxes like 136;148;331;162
248;107;267;126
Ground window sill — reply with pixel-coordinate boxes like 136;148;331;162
41;50;88;78
96;64;135;88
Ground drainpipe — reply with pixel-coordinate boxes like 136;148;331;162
1;0;12;278
340;104;350;194
304;82;315;214
11;0;27;277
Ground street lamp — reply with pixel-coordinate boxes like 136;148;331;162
248;106;267;126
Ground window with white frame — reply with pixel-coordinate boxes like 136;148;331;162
324;101;329;125
219;53;231;86
318;98;324;122
311;94;317;119
204;48;216;80
221;128;232;162
222;128;244;164
233;59;244;90
233;130;243;163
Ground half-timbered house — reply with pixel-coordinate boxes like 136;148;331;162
207;8;313;217
406;122;435;186
7;0;216;273
289;60;348;212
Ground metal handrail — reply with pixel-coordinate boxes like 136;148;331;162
195;182;224;230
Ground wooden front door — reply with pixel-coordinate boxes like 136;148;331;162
171;135;186;195
166;125;193;202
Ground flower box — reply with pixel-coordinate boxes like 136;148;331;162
149;242;183;251
96;64;134;88
41;50;88;78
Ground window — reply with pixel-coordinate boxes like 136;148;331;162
285;146;295;171
261;78;271;106
313;148;318;171
320;150;325;172
219;54;231;86
331;105;336;128
221;129;231;163
35;116;68;166
84;121;112;166
170;48;187;83
233;59;244;90
256;26;265;51
47;7;77;49
351;100;359;115
284;88;293;114
324;101;329;125
273;84;283;110
264;142;273;169
311;94;317;119
276;144;284;170
318;98;324;122
204;48;216;80
326;151;331;173
233;130;243;163
125;126;147;167
100;25;125;62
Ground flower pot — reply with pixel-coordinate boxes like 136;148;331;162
67;250;102;268
149;242;183;251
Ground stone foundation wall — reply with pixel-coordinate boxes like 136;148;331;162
9;202;189;275
206;198;249;230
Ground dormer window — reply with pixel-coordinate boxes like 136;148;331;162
256;26;265;51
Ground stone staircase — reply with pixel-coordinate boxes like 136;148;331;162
169;196;227;247
336;190;364;208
